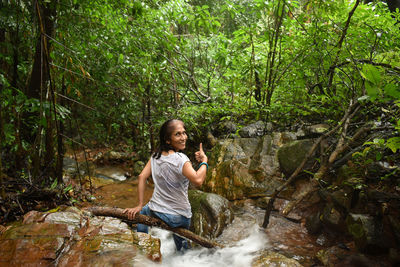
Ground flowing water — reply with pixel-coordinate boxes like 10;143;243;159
134;204;270;267
91;166;324;266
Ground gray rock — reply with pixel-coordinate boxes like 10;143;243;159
239;121;265;138
1;208;161;265
221;121;238;134
204;134;290;200
252;250;303;267
277;139;316;177
321;203;345;230
189;190;233;239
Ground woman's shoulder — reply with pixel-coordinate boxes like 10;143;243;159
170;152;188;161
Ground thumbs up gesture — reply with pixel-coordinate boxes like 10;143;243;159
195;143;208;163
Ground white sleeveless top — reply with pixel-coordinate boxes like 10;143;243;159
148;152;192;218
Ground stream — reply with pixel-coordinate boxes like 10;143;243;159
92;165;325;266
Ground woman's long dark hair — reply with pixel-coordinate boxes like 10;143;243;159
152;119;184;159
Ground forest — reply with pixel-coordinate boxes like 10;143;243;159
1;0;400;266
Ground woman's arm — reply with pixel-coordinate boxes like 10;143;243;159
182;143;208;187
124;159;151;219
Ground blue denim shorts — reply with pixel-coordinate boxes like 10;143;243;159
137;204;191;251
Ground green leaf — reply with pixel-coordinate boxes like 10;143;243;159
383;83;400;100
365;82;379;100
360;64;381;85
63;184;73;193
386;137;400;153
50;179;58;190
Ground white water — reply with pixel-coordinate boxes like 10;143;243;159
135;203;270;267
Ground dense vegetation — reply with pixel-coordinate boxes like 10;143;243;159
1;0;399;223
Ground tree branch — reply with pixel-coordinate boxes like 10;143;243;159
327;0;361;92
262;101;359;228
88;206;223;249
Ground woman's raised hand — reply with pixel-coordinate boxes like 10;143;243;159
195;143;207;163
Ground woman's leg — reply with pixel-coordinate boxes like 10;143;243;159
153;211;191;251
136;204;151;233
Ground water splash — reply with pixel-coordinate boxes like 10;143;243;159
140;224;268;267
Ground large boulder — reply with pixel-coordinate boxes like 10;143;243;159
0;207;161;266
277;139;316;177
189;190;233;239
203;133;296;200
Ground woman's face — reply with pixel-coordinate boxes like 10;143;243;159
167;121;187;151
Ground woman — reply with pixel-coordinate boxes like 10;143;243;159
124;119;208;251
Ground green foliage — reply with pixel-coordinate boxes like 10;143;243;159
1;0;400;168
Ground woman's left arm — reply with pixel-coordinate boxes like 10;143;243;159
182;143;208;187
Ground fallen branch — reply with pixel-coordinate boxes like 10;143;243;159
262;101;359;228
87;206;223;249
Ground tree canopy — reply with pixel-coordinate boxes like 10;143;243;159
1;0;399;222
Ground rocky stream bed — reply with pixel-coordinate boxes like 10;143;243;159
1;123;399;266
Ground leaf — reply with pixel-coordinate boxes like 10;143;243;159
63;184;73;193
50;179;58;190
365;82;379;100
383;83;400;100
357;95;370;101
79;65;86;76
360;64;381;85
386;137;400;153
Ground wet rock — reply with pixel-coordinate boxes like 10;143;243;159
277;139;316;177
0;207;161;266
305;211;322;234
316;244;381;267
132;232;161;262
252;250;303;267
0;222;72;266
239;121;265;138
256;197;303;221
189;190;233;239
63;156;79;175
203;134;289;200
57;233;140;266
62;157;96;183
94;166;128;182
319;188;353;212
94;151;134;164
320;203;345;231
346;213;397;253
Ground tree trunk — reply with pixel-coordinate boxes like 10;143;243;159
145;83;155;152
0;2;5;199
25;0;58;181
88;206;224;249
